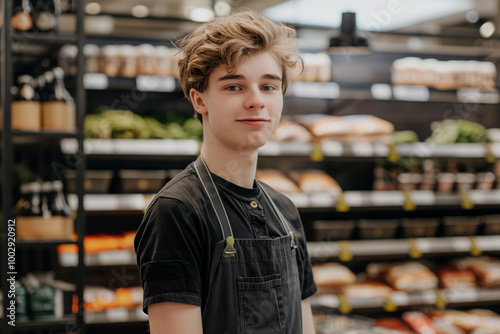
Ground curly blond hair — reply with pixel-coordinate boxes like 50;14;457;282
176;10;302;121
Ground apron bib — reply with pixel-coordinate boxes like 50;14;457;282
194;157;303;334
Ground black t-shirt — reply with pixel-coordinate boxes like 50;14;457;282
134;161;317;314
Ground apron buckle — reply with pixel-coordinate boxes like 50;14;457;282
223;236;236;257
289;232;298;251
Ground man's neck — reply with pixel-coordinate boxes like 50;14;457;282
200;144;258;189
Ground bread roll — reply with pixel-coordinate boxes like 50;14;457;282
290;169;341;195
312;263;356;294
382;261;438;291
271;117;313;142
294;114;353;141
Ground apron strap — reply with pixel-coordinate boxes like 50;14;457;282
194;156;236;257
257;180;298;251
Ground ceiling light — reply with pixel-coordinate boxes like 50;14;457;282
85;2;101;15
190;8;214;22
480;21;495;38
328;12;370;53
132;5;149;18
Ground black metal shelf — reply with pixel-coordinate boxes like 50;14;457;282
14;315;77;332
17;239;78;248
11;32;77;45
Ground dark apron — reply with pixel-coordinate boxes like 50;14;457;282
194;157;303;334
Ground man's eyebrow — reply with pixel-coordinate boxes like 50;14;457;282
217;73;282;81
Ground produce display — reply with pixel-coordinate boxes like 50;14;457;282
429;119;489;144
84;110;203;141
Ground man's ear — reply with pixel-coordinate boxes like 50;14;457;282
190;89;208;115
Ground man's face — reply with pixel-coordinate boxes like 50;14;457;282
191;51;284;153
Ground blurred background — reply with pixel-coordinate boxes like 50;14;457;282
2;0;500;333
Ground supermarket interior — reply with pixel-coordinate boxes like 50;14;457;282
2;0;500;333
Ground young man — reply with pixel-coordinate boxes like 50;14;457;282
135;10;317;333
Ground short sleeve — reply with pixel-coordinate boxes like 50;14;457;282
134;197;209;314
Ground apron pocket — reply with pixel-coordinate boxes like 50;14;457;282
238;274;285;334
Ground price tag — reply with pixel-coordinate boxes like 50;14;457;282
403;191;416;211
435;289;447;309
371;83;392;100
393;85;429;101
409;239;422;259
136;75;176;92
290;82;340;99
469;236;483;256
387;143;399;163
335;192;350;212
460;190;474;210
84;73;109;90
337;294;352;314
384;295;398;312
338;241;353;262
485;143;496;163
310;142;324;161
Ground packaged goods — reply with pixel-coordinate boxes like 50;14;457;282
12;74;42;131
312;263;357;294
255;169;300;193
290;169;341;195
382;261;438;291
437;267;477;289
271;117;313;142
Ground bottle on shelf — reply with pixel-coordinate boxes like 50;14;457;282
34;0;61;33
16;182;44;240
11;0;36;32
11;74;42;131
42;67;76;131
49;180;73;223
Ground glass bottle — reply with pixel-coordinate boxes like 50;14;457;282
41;67;76;131
17;182;43;218
49;180;74;239
11;0;35;32
11;74;42;131
34;0;61;33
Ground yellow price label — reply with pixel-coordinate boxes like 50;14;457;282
338;241;353;262
403;191;416;211
409;238;422;259
460;190;474;210
335;192;350;212
310;142;324;161
384;295;398;312
469;236;482;256
387;144;399;163
485;143;496;163
337;294;352;314
435;289;447;309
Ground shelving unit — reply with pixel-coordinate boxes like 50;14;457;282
1;1;87;333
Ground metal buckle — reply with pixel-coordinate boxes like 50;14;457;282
223;236;236;257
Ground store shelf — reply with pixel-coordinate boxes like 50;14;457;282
59;249;136;267
84;73;178;92
85;307;148;325
61;138;200;156
11;32;78;44
288;82;500;104
310;287;500;311
61;139;500;159
17;240;78;247
307;235;500;260
68;190;500;213
15;315;77;332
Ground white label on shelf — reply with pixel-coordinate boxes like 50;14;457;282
351;142;374;156
97;250;134;265
391;291;410;306
393;85;429;101
106;308;129;322
321;141;344;156
259;141;281;155
311;294;340;308
411;190;436;205
136;75;176;92
285;193;310;208
372;142;390;156
343;192;365;207
307;242;338;259
309;192;335;207
491;143;500;157
84;73;109;90
279;141;312;155
450;237;472;252
457;87;500;104
371;83;392;100
371;191;404;206
60;138;78;154
470;189;500;205
290;82;340;99
446;288;478;303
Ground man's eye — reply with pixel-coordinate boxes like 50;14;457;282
226;86;240;91
262;86;276;91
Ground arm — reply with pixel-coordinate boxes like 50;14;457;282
301;299;316;334
149;302;203;334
